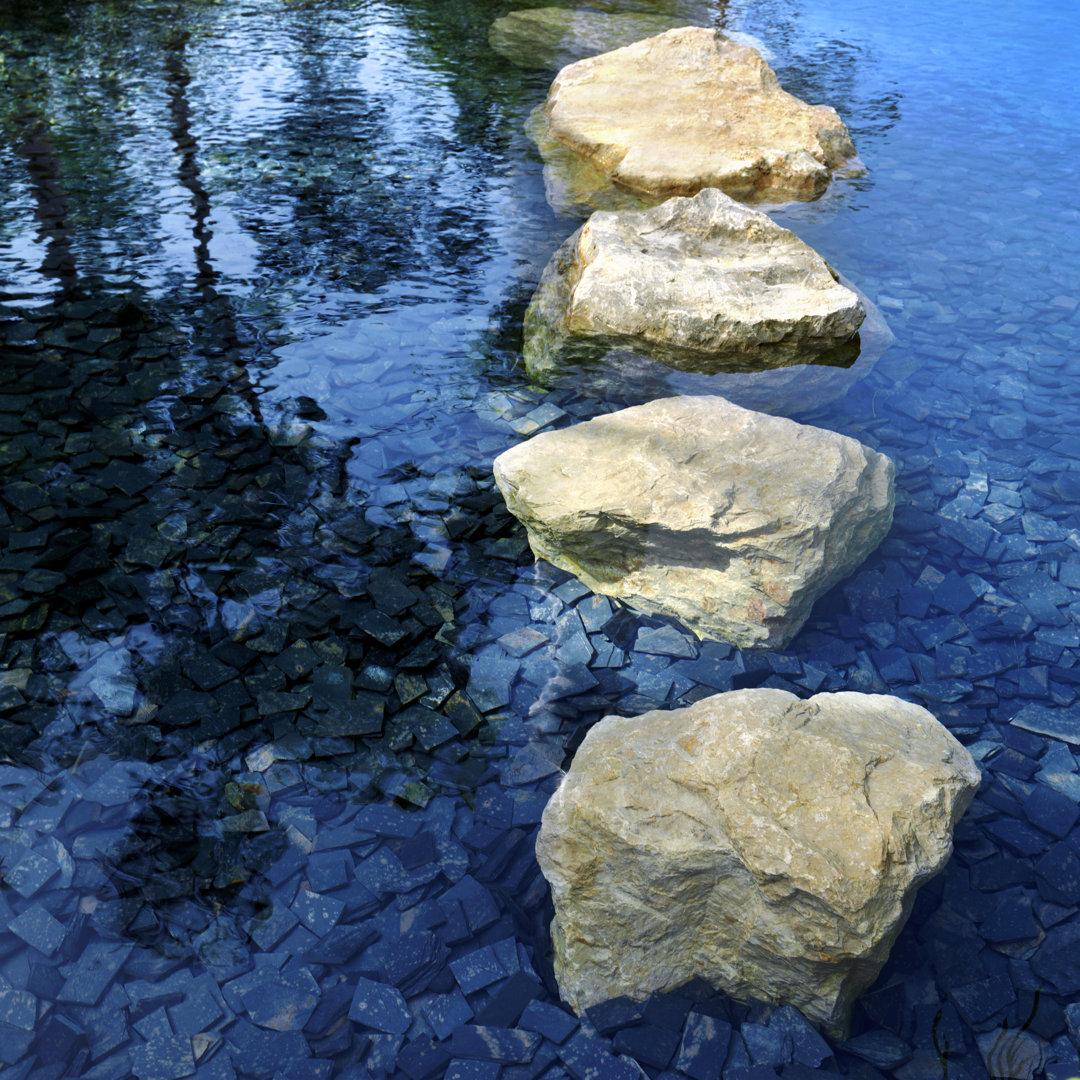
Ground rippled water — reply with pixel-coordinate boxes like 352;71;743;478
1;0;1080;1075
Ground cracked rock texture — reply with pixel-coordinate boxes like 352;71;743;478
523;187;865;378
492;395;894;648
534;26;857;210
535;689;980;1035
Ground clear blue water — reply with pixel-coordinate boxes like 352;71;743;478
1;0;1080;1075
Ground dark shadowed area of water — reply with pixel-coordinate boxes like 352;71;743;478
1;0;1079;1076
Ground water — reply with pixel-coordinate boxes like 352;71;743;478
1;0;1079;1074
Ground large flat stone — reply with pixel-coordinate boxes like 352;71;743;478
532;27;857;212
523;188;865;378
492;395;894;648
535;689;980;1035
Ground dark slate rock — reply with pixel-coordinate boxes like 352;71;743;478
474;973;544;1028
725;1067;780;1080
947;974;1016;1025
449;1025;540;1064
303;924;378;965
840;1032;912;1069
742;1022;792;1067
424;988;474;1040
57;943;132;1005
1031;920;1080;994
968;854;1034;891
398;1035;452;1080
4;850;59;898
586;996;645;1036
911;1003;966;1060
131;1032;195;1080
613;1022;681;1068
445;1061;501;1080
635;625;698;659
768;1006;832;1069
976;1027;1044;1080
347;976;411;1034
558;1028;640;1080
7;903;66;956
1024;783;1080;837
1034;841;1080;905
449;946;508;994
934;572;979;614
225;1021;311;1073
983;817;1050;857
979;890;1039;944
519;1000;579;1045
674;1011;731;1080
643;993;694;1032
1010;703;1080;745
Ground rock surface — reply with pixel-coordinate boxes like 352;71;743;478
492;396;894;648
535;689;980;1034
523;187;865;378
534;26;857;210
532;279;893;416
489;7;695;70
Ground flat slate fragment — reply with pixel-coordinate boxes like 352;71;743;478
449;1025;541;1064
348;976;411;1033
1010;703;1080;745
8;902;66;955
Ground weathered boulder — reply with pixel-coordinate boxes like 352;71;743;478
535;689;980;1035
489;8;694;70
492;396;894;648
523;187;865;378
532;26;857;211
529;280;893;416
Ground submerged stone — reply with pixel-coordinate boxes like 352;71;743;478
489;7;695;70
493;395;894;648
523;188;865;378
535;689;980;1035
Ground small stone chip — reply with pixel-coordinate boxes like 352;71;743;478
348;976;411;1033
8;903;66;956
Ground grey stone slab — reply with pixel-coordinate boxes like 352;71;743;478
58;943;133;1005
5;850;59;898
7;902;65;956
424;987;475;1040
291;890;345;936
1011;703;1080;745
449;946;508;994
348;976;411;1033
0;977;36;1030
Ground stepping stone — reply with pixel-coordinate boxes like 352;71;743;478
494;396;894;648
529;26;857;213
535;688;979;1035
524;189;864;379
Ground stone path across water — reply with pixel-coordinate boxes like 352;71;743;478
1;0;1080;1077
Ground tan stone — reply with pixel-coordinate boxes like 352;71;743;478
533;26;858;211
535;689;980;1035
523;187;865;378
492;395;894;648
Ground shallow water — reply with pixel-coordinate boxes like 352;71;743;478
1;0;1080;1075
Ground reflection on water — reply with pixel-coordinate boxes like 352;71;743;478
1;0;1080;1074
